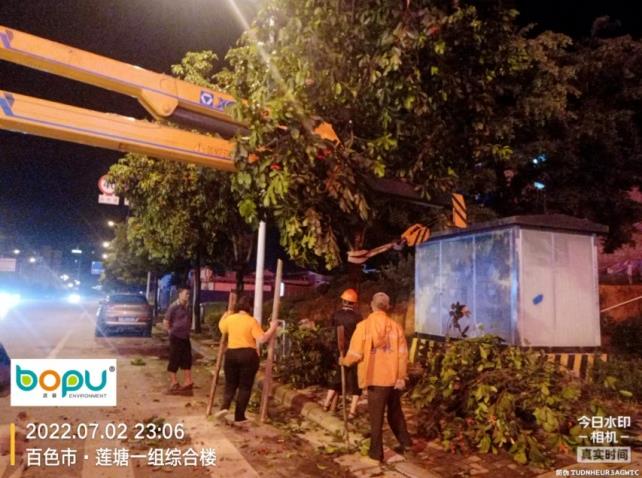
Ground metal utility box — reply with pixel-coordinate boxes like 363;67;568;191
415;215;608;347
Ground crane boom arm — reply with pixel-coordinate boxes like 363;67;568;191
0;24;339;165
0;25;245;138
0;90;236;171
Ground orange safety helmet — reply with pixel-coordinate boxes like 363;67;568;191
340;288;358;303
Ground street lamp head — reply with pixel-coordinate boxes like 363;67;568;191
13;249;20;255
71;248;83;254
102;241;110;248
28;257;36;263
107;220;115;227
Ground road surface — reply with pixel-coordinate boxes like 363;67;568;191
0;300;352;477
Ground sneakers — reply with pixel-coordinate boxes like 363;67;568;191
214;409;229;419
393;442;415;456
166;383;181;394
393;444;406;454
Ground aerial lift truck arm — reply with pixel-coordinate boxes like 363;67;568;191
0;25;463;265
0;25;338;170
0;25;245;138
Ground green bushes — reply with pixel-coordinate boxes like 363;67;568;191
409;336;590;466
276;324;338;389
594;315;642;402
590;355;642;402
201;302;228;337
605;315;642;358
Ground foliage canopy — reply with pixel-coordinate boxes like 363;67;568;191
218;0;576;269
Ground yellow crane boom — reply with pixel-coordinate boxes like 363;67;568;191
0;25;337;170
0;24;464;260
0;90;236;171
0;25;244;138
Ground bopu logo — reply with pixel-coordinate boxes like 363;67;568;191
11;359;117;407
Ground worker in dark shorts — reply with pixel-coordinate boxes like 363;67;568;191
163;287;193;393
323;288;362;418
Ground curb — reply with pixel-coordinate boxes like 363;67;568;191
191;339;441;477
252;375;447;478
254;373;366;447
191;339;361;441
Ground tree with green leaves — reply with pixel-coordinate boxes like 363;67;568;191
502;30;642;251
102;222;157;289
106;51;255;332
108;154;254;332
216;0;574;270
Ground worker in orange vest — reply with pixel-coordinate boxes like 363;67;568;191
341;292;412;462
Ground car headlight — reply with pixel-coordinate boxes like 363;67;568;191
0;292;21;318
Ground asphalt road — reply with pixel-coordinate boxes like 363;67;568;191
0;299;100;360
0;300;259;477
0;300;353;478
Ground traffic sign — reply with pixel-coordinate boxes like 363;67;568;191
98;194;119;205
91;261;105;275
97;175;116;195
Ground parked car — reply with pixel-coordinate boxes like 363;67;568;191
96;293;153;337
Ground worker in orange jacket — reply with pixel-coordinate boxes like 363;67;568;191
341;292;412;462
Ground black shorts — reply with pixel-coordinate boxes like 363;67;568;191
167;336;192;372
329;364;361;396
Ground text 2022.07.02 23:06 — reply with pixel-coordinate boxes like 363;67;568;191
25;422;186;441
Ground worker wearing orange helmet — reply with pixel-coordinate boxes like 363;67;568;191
322;288;362;418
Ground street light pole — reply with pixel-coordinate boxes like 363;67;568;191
253;220;266;325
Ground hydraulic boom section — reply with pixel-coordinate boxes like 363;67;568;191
0;25;245;138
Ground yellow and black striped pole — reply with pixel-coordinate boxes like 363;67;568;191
452;193;467;228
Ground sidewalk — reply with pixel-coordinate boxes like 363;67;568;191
192;338;442;478
0;423;25;478
192;338;641;478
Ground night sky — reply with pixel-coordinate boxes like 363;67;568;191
0;0;258;250
0;0;640;251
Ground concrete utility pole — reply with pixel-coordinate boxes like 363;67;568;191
253;221;267;325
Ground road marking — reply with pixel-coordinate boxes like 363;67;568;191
47;328;74;358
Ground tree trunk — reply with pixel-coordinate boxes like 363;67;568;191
152;272;159;319
192;253;202;334
348;228;365;288
145;271;152;303
232;233;253;296
235;266;245;295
